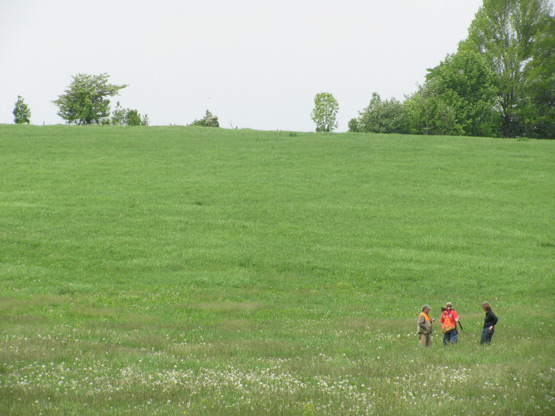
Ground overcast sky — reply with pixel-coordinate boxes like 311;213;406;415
1;0;484;131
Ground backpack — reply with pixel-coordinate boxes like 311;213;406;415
441;311;456;333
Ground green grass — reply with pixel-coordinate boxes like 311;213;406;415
0;124;554;415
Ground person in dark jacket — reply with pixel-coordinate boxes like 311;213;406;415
481;301;498;345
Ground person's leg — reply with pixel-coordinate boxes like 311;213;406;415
450;330;458;344
480;328;488;344
426;334;432;347
484;328;494;344
443;332;449;346
419;334;427;346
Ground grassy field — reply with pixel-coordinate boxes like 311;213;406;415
0;125;554;415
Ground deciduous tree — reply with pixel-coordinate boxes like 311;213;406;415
463;0;554;137
426;49;498;137
13;96;31;124
53;73;127;125
311;93;339;132
519;13;555;138
404;82;463;136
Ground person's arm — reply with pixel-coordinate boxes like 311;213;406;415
418;315;426;331
489;311;498;330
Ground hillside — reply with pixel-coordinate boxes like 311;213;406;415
1;125;554;415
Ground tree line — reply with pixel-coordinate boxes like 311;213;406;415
12;0;553;138
12;73;220;128
13;74;150;126
315;0;554;139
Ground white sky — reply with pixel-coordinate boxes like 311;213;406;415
1;0;484;131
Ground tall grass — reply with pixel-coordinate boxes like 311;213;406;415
0;125;554;415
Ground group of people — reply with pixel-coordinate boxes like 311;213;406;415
417;301;498;347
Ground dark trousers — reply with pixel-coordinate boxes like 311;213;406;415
481;327;494;345
443;329;458;345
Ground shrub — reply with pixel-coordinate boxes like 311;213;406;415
357;93;406;134
111;102;149;126
189;110;220;128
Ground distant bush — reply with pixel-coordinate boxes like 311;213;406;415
356;93;406;134
111;102;149;126
347;118;359;133
189;110;220;128
350;90;463;136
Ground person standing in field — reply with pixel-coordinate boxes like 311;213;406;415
481;301;498;345
417;305;435;347
440;302;459;345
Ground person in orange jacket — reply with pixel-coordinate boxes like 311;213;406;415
440;301;459;345
417;305;435;347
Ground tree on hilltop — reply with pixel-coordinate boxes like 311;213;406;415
13;96;31;124
425;49;498;137
519;12;555;138
403;81;463;136
53;73;127;125
462;0;555;138
311;92;339;132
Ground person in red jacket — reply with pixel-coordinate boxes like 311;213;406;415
440;302;459;345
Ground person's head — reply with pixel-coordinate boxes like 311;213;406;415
445;302;453;310
422;305;431;314
482;301;491;312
